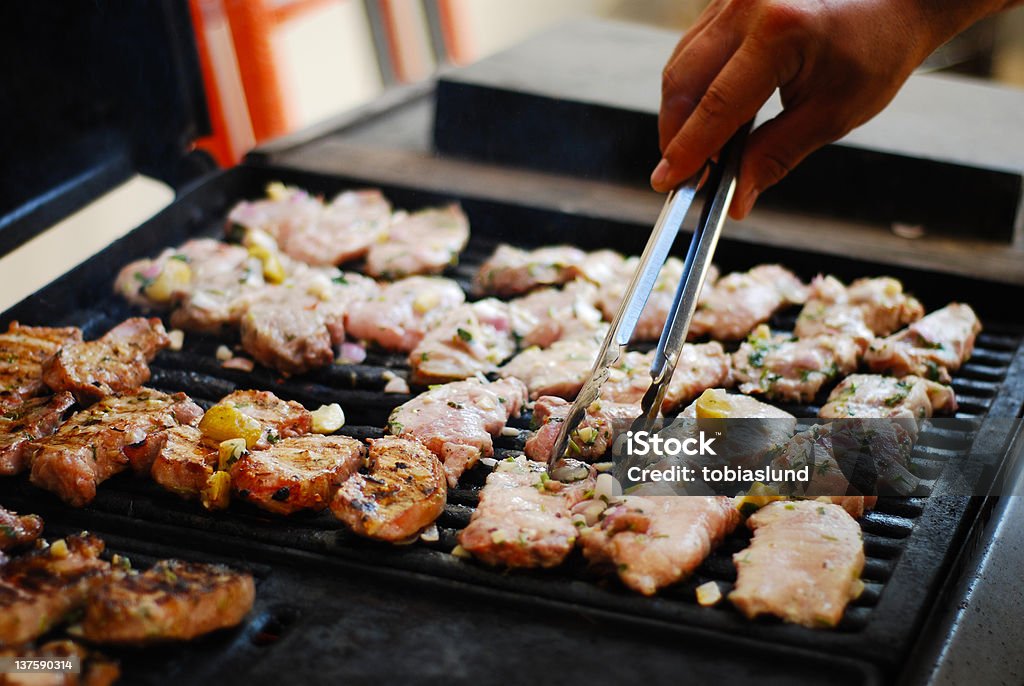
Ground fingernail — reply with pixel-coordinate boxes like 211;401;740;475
651;159;670;188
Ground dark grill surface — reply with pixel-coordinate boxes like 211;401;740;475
3;164;1024;685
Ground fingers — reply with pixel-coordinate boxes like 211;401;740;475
659;37;735;152
653;40;778;192
658;15;741;152
729;104;847;219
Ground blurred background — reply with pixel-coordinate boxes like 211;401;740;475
190;0;1024;166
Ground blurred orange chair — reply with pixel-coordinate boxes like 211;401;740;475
189;0;452;167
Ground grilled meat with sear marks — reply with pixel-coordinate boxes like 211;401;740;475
0;506;43;552
42;318;170;404
331;436;446;541
29;390;203;506
0;392;75;475
0;323;82;399
0;534;114;647
215;389;312;447
149;425;219;500
80;560;254;644
230;434;366;514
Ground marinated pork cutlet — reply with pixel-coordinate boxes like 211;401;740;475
42;317;170;404
847;276;925;334
597;258;720;342
331;436;446;542
732;325;858;404
0;534;114;647
508;280;604;348
0;506;43;552
0;392;75;475
820;374;957;420
768;421;917;500
730;500;865;628
524;396;639;462
795;275;924;352
0;322;82;399
114;238;254;314
117;239;271;334
579;495;740;596
500;337;601;400
690;264;807;341
80;559;255;643
408;299;529;385
473;244;588;297
345;276;466;352
600;343;733;413
240;266;378;375
229;186;392;266
215;389;313;446
29;390;203;507
458;455;595;568
864;303;981;383
365;204;470;279
149;424;219;500
387;377;528;487
678;388;798;421
151;389;315;501
656;389;797;472
230;434;366;515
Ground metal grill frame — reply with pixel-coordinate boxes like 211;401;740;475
3;163;1024;685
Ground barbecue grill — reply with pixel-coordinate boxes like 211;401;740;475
3;8;1024;686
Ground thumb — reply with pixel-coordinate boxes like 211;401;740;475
731;104;848;219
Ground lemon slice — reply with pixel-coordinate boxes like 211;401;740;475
694;388;731;420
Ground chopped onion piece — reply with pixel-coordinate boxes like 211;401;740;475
336;342;367;365
696;581;723;607
419;524;440;543
311;403;346;434
383;376;410;394
221;357;255;372
500;427;520;437
215;345;233;361
594;473;621;501
167;329;185;351
479;457;498;468
451;544;471;559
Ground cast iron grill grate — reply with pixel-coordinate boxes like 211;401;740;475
2;165;1023;681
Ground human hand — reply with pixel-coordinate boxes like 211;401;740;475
652;0;1017;218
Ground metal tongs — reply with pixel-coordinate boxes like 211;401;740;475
547;122;752;478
